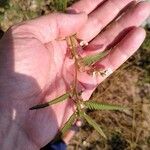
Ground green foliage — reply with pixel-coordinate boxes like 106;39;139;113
52;112;77;142
29;93;70;110
84;101;126;111
60;112;77;136
81;50;110;66
52;0;68;12
0;0;45;31
82;113;107;139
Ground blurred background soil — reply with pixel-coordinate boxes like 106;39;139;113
0;0;150;150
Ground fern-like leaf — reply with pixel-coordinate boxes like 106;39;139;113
60;112;77;135
52;112;77;142
29;93;70;110
84;101;126;111
81;50;110;66
82;113;107;139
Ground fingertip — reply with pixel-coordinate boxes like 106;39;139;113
129;27;146;44
106;26;146;70
136;1;150;18
138;0;150;9
136;27;146;39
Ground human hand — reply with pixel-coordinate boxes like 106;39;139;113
0;0;150;149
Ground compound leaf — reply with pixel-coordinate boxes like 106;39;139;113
60;112;77;136
52;112;77;142
29;93;70;110
81;50;110;66
84;101;126;111
82;113;107;139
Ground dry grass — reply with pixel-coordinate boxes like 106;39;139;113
68;52;150;149
68;32;150;149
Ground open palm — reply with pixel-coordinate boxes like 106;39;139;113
0;0;150;149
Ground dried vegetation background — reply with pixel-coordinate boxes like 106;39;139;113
0;0;150;150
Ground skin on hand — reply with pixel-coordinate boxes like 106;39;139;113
0;0;150;149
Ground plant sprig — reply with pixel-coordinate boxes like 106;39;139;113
29;0;127;140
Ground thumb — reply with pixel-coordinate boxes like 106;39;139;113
14;12;87;43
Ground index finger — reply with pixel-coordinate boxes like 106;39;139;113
68;0;105;14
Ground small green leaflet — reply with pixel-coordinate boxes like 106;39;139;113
81;50;110;66
29;93;70;110
84;101;126;111
82;113;107;139
60;112;77;136
53;112;77;142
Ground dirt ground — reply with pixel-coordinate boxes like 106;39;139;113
0;1;150;150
